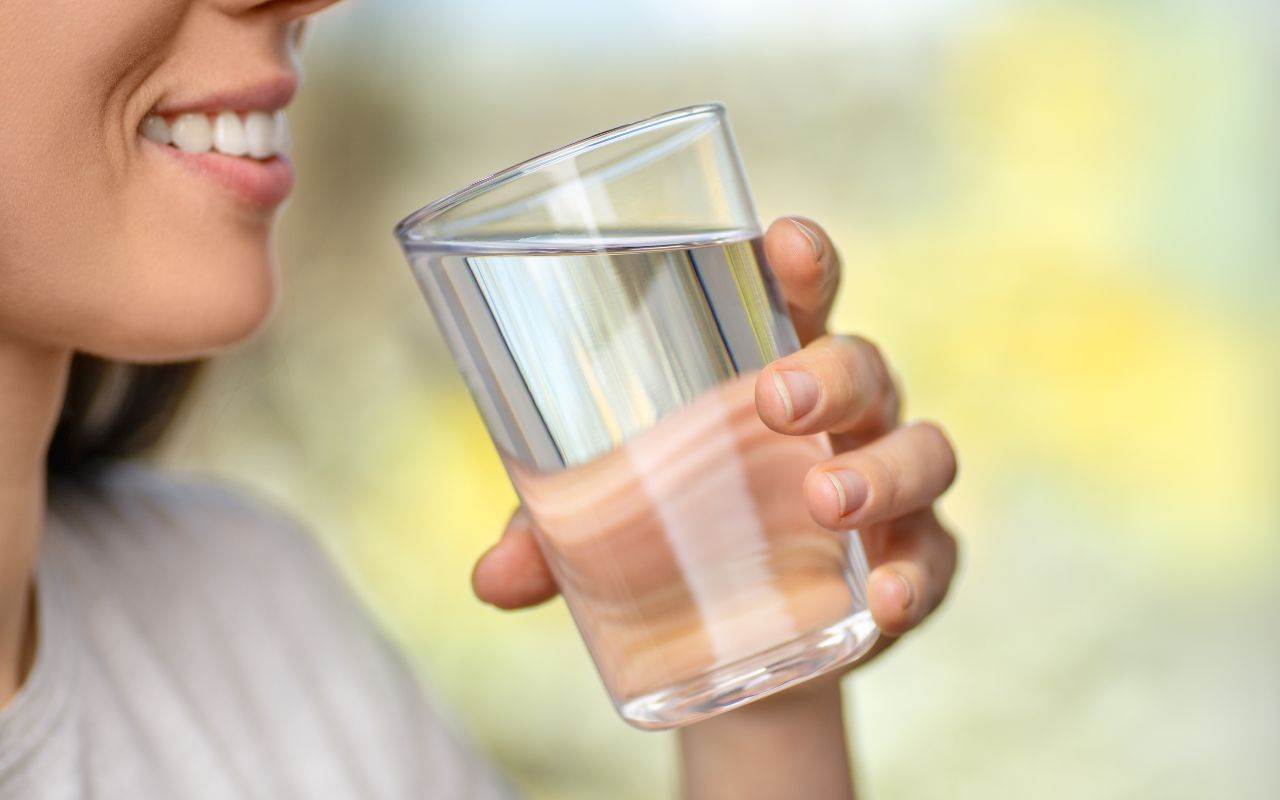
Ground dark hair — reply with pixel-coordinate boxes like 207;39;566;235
46;354;203;477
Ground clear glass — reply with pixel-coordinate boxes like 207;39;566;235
394;104;878;729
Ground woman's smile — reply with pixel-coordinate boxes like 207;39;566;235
139;75;298;207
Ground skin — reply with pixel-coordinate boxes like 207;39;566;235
0;1;958;797
0;0;335;711
474;217;960;799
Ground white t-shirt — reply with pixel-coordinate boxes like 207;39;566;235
0;464;514;799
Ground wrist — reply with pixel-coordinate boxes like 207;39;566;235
677;675;853;800
691;672;843;732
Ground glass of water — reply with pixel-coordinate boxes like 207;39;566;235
394;104;878;729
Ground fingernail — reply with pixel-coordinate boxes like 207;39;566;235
823;469;868;517
883;571;914;611
791;217;825;261
771;369;819;421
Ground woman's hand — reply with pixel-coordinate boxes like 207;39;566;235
473;216;958;798
472;216;959;657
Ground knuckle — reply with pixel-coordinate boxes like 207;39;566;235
808;337;845;372
911;419;959;487
850;335;899;416
825;336;872;399
827;332;863;355
851;335;889;375
811;334;899;435
807;345;853;404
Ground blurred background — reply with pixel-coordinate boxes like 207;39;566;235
164;0;1279;797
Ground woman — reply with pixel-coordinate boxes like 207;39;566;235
0;1;959;797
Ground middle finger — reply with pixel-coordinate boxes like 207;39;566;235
755;334;900;440
804;420;957;532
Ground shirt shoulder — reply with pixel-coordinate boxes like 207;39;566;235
50;461;328;581
45;461;381;684
43;462;514;799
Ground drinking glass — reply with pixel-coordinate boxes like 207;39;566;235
394;104;878;729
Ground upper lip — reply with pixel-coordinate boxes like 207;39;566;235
149;74;298;116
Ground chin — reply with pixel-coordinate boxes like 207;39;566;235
91;252;281;363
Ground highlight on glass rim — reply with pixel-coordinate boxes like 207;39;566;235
0;1;1273;799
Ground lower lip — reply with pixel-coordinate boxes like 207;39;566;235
147;141;295;208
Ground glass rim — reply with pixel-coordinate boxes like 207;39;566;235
393;103;728;242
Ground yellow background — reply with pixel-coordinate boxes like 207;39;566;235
166;1;1279;796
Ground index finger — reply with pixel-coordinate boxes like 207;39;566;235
762;216;841;344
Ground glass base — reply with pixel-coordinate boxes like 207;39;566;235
616;611;879;730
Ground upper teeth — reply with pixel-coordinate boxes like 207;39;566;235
141;111;289;159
